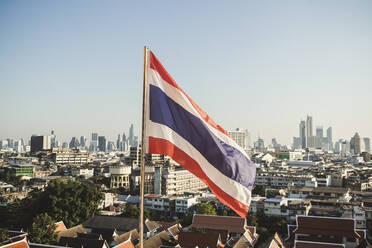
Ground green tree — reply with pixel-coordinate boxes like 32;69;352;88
192;203;216;215
0;228;10;245
246;213;258;226
36;179;104;227
121;204;150;219
28;213;58;245
252;185;265;196
181;203;216;226
90;176;110;188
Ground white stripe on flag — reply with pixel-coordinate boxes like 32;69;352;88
147;120;252;206
148;68;249;159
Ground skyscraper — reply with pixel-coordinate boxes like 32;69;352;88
31;135;51;153
90;132;98;152
98;136;107;152
51;130;56;148
350;132;361;155
128;124;134;146
364;138;370;153
327;127;333;151
92;133;98;141
117;134;121;151
306;115;313;147
69;137;79;148
299;120;306;149
80;136;86;148
316;126;323;138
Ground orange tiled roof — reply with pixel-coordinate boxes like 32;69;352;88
1;237;29;248
112;240;135;248
191;215;246;234
54;221;67;233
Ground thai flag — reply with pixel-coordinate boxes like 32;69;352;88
144;50;256;217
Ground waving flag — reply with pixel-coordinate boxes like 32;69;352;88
143;50;256;217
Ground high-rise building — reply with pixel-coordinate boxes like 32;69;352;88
116;134;121;151
0;140;8;149
363;138;370;153
316;126;323;138
98;136;107;152
293;137;302;149
51;130;56;148
129;124;134;146
228;128;248;149
299;120;306;149
133;136;138;147
80;136;86;148
306;115;313;147
31;135;51;153
327;127;333;151
254;137;265;152
69;137;79;148
350;132;361;155
90;132;98;151
107;141;115;152
92;133;98;141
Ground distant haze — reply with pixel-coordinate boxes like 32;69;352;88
1;0;371;145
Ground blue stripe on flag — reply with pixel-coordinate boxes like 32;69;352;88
149;85;255;190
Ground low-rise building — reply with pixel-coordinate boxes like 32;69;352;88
287;186;351;202
255;171;316;188
144;194;172;213
6;164;35;177
71;167;94;179
154;166;207;196
51;148;89;165
110;165;131;189
174;196;197;214
286;215;367;248
263;198;288;217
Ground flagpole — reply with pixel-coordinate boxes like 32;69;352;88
139;46;148;248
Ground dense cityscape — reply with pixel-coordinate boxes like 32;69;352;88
1;115;372;247
2;1;371;248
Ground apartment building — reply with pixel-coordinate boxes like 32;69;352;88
51;148;89;165
154;166;207;196
255;171;317;188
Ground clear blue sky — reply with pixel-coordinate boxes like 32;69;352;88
1;0;371;145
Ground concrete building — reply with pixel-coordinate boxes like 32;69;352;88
306;115;313;148
363;137;370;153
263;198;287;217
327;126;333;151
98;136;107;152
274;151;302;160
228;128;249;149
350;132;361;155
316;126;323;139
255;171;316;188
30;135;51;153
154;166;207;196
299;120;306;149
51;148;89;165
175;196;198;214
71;167;94;179
110;165;131;190
6;164;35;177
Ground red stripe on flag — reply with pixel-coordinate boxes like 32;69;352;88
149;51;229;137
148;136;249;218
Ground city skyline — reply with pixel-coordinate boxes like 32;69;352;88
1;1;371;145
0;114;370;148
